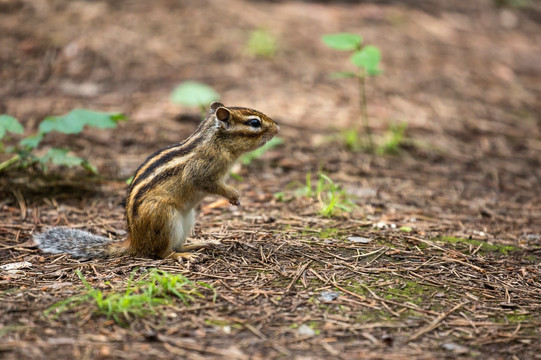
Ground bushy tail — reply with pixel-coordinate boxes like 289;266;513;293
34;228;128;258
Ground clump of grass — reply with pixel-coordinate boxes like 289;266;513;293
376;122;407;155
45;269;216;325
277;172;355;217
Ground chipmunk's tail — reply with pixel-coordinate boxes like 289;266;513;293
34;228;129;258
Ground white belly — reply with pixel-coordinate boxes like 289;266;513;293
170;208;196;251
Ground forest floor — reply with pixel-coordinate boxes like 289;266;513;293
1;0;540;359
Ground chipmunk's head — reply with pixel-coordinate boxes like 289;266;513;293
208;102;279;154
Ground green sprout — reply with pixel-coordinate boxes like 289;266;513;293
322;33;382;151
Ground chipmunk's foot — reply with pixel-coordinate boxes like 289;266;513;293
169;252;199;262
180;241;222;251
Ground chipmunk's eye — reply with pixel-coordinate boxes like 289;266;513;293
248;118;261;128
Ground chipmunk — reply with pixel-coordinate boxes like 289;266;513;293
35;102;279;261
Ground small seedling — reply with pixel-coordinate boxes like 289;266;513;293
376;122;407;155
283;172;355;217
170;81;220;117
246;28;278;58
0;109;126;174
322;33;382;151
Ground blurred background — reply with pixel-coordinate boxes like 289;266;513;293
0;0;540;223
1;2;541;358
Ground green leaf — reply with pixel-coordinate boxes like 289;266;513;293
330;71;357;79
321;33;362;51
350;46;382;75
170;81;220;107
0;114;24;139
82;161;98;174
39;148;85;168
399;226;413;233
39;109;126;135
19;133;44;149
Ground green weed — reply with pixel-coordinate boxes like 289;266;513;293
285;172;355;217
45;269;215;326
0;110;126;174
322;33;382;151
376;122;407;155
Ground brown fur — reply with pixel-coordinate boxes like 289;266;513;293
121;102;279;259
35;103;278;260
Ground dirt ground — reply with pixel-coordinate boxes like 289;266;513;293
1;0;540;359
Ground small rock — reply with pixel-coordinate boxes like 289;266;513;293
347;236;371;244
319;291;340;302
298;324;316;337
442;342;469;354
0;261;32;271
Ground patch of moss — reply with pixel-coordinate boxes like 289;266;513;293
491;311;537;324
524;255;540;262
347;278;445;313
384;280;438;305
439;236;520;254
302;227;340;239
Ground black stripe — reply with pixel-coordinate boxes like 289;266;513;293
130;163;187;218
129;143;180;193
129;136;203;192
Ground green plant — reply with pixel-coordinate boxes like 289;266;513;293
45;269;215;325
246;28;278;58
240;137;283;165
322;33;382;151
376;121;407;155
342;128;363;152
0;109;126;174
170;81;220;116
290;172;355;217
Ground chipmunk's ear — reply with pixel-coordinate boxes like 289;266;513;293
215;106;230;123
210;102;225;113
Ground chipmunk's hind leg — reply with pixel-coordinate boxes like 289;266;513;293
129;200;179;259
169;208;220;261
